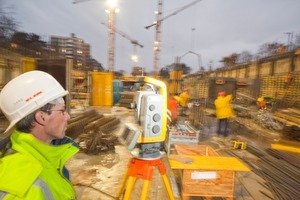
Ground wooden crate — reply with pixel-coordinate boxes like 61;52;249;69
174;145;235;200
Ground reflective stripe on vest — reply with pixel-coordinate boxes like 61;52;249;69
33;178;54;200
0;178;54;200
0;191;7;199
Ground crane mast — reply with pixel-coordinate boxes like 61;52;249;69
100;22;143;49
73;0;118;72
146;0;202;77
100;21;143;72
153;0;163;77
107;10;116;72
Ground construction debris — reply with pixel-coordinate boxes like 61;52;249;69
251;109;283;131
67;109;121;154
117;92;134;108
78;130;117;154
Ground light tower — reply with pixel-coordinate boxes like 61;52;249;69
145;0;202;77
105;0;119;72
153;0;163;77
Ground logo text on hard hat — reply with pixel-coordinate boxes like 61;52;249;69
25;91;43;102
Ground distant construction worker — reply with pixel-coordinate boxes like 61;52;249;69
179;87;191;116
167;96;180;125
214;91;234;137
256;96;267;110
0;71;79;199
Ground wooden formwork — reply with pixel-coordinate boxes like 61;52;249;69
261;74;300;108
174;145;235;200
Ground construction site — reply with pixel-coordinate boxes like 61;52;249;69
1;0;300;200
1;46;300;199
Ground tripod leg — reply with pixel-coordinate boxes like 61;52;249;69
140;180;151;200
117;168;129;198
156;158;175;200
123;176;137;200
161;174;175;200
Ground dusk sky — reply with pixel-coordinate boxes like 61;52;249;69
3;0;300;74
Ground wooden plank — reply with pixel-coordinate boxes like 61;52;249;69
168;155;251;171
288;108;300;115
174;144;219;156
273;112;300;124
272;116;300;126
271;144;300;153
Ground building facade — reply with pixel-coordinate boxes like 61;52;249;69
50;33;91;70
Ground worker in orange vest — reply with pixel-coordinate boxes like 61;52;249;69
167;96;180;125
256;96;267;110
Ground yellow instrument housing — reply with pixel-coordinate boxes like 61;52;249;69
136;76;167;144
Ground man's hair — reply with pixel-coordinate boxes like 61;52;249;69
16;103;54;133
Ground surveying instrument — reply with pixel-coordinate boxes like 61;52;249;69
117;77;175;200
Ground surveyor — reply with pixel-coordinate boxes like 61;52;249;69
0;70;79;199
214;91;234;137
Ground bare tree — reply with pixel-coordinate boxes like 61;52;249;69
220;53;238;67
294;32;300;49
237;51;253;64
0;1;18;44
257;42;284;58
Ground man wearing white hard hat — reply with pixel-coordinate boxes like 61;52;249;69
0;71;79;199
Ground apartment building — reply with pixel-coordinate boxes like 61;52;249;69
50;33;91;70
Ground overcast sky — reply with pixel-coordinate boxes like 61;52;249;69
3;0;300;74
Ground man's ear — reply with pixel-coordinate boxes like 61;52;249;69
34;111;45;126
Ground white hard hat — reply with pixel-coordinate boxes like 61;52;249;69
0;70;68;133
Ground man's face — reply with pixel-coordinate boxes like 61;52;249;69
43;103;70;142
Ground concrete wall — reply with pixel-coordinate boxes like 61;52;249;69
184;50;300;109
294;55;300;72
259;62;272;76
209;51;300;79
274;58;290;74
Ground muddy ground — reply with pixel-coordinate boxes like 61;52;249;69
66;106;298;200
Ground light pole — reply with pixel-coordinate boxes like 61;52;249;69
178;51;202;72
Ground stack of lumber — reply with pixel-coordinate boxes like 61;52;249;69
273;108;300;141
273;108;300;126
117;92;135;108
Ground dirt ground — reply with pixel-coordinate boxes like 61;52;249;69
66;106;299;200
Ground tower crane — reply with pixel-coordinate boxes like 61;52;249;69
101;22;144;71
73;0;118;72
101;22;143;49
145;0;202;76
